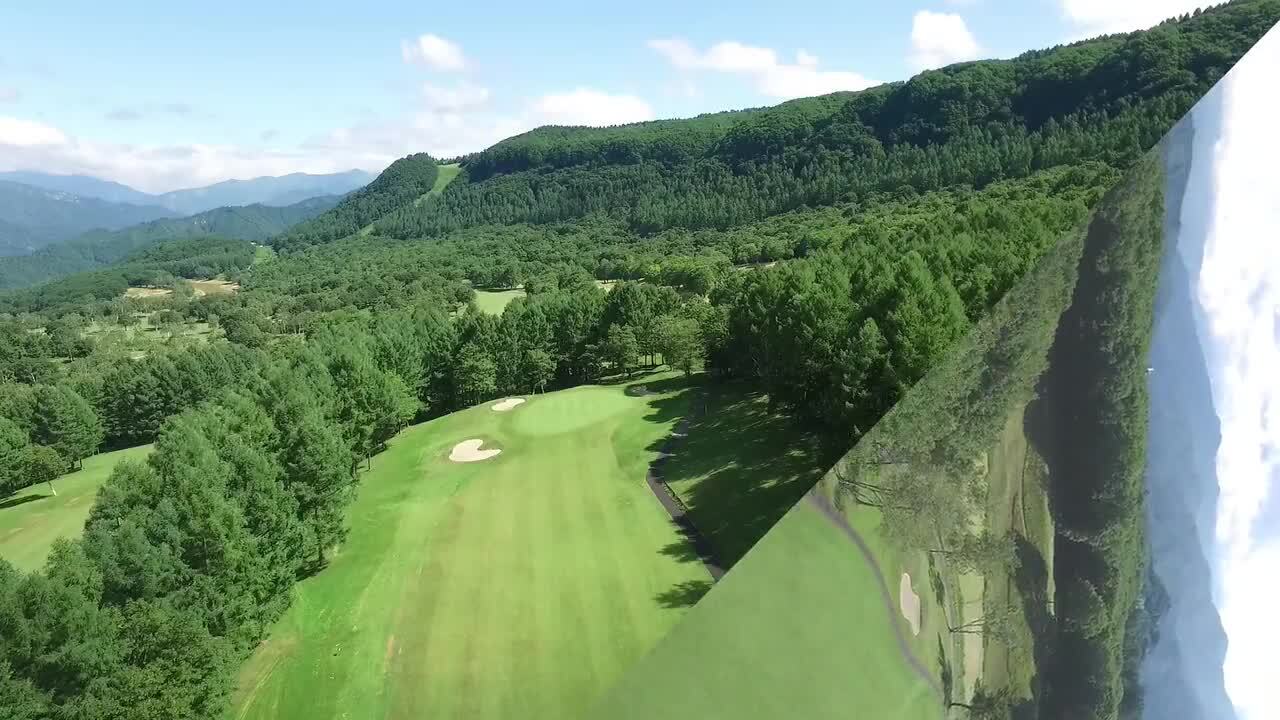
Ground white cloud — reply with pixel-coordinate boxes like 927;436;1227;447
0;116;66;146
1060;0;1207;37
401;33;466;71
528;89;654;127
649;38;878;100
0;83;655;192
421;82;491;112
908;11;983;71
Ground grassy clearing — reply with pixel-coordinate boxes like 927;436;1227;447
473;288;526;315
591;492;941;720
413;163;462;206
661;380;828;567
0;445;151;572
230;381;708;720
252;244;276;264
975;404;1055;705
189;279;239;296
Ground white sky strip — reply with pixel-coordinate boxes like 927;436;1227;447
1182;27;1280;720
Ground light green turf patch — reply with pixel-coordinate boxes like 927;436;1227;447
252;244;276;264
413;163;462;206
472;288;526;315
0;445;151;572
229;382;707;720
590;493;941;720
508;385;633;437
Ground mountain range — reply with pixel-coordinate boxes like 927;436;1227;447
0;195;342;291
0;169;375;216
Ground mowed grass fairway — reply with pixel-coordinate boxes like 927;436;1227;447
473;288;526;314
591;489;941;720
230;382;709;720
0;445;151;572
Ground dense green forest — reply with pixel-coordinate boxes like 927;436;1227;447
0;195;339;291
1;3;1276;718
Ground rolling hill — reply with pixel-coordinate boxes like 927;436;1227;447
0;195;339;291
0;168;374;216
0;180;174;256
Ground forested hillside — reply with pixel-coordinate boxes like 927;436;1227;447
0;195;339;291
324;2;1276;242
0;181;173;256
1;3;1275;719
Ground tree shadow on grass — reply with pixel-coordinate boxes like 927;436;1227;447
938;635;954;707
1012;536;1053;718
655;580;713;609
651;382;833;568
659;537;704;565
0;493;49;511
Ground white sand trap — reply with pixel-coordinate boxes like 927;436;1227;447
629;385;657;396
449;439;501;462
491;397;526;412
900;573;922;636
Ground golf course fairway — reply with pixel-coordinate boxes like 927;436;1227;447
230;380;710;720
0;444;152;573
589;484;944;720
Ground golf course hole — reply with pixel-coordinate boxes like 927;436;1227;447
491;397;526;412
449;439;502;463
899;572;921;636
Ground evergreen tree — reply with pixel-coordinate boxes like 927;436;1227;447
31;385;103;470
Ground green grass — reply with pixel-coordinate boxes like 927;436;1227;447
413;163;462;207
662;381;828;567
0;445;151;572
252;244;277;264
590;492;941;720
976;404;1055;705
472;288;526;315
229;382;709;720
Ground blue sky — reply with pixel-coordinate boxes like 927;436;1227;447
0;0;1209;192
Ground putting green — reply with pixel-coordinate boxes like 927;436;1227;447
0;445;152;573
230;381;707;720
510;385;633;437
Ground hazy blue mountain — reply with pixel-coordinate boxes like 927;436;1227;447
0;170;158;206
0;169;375;217
0;194;340;291
153;170;375;214
0;181;175;255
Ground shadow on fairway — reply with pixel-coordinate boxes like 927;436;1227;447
654;579;712;608
0;493;49;511
647;382;831;569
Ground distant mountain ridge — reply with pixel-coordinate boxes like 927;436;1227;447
0;180;175;256
0;194;341;291
0;168;375;217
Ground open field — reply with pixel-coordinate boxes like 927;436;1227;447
661;381;829;567
473;288;526;315
190;279;240;295
412;163;462;207
977;404;1055;704
0;445;151;572
230;380;710;720
591;490;942;720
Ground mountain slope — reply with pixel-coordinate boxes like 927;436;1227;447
0;181;174;255
0;171;156;206
0;169;374;216
332;2;1278;245
273;154;438;250
0;195;339;290
154;170;374;214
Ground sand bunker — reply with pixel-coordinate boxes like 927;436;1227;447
449;439;502;462
628;385;658;396
491;397;526;412
900;573;922;636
